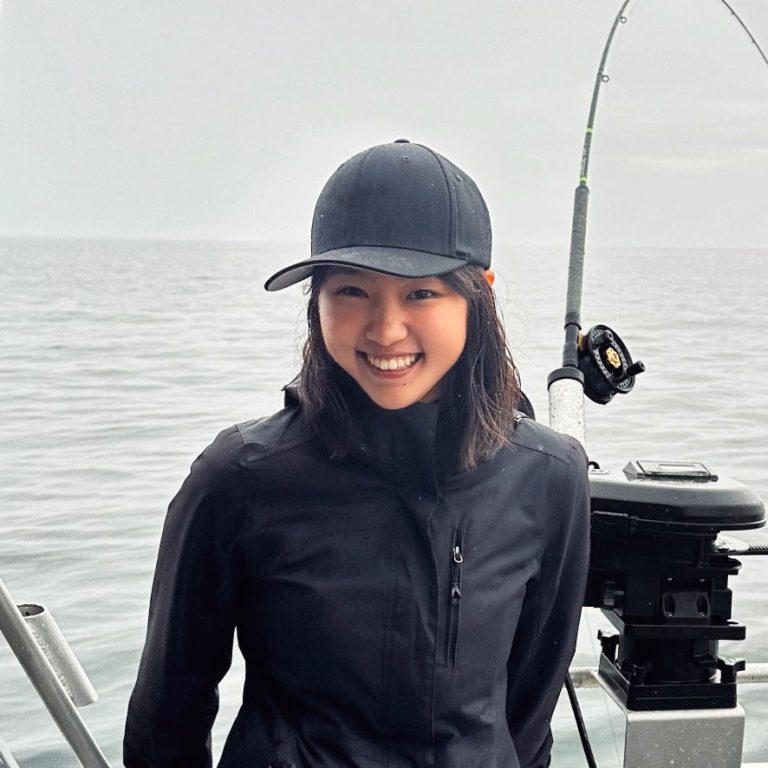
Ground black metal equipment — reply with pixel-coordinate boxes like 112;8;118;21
585;461;766;710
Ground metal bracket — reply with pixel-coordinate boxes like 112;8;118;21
570;666;746;767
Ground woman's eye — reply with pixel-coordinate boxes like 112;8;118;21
409;289;438;300
335;285;367;297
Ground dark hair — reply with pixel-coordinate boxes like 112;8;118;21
297;265;520;471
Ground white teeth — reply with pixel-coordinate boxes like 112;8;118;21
365;353;419;371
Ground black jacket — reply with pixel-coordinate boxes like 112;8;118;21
124;386;589;768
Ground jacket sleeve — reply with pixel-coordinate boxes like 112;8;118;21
124;427;247;768
505;438;590;768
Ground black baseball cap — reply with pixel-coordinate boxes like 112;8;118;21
264;140;492;291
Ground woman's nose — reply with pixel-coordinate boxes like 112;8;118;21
365;302;408;348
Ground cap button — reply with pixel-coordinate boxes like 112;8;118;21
393;138;410;143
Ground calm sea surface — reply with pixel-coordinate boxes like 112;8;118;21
1;238;766;767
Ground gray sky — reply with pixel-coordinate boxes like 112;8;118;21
1;0;767;247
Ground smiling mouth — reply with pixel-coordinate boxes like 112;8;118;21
360;352;422;371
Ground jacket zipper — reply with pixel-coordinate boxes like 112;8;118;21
445;529;464;666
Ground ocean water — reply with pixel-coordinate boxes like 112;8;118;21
0;238;766;767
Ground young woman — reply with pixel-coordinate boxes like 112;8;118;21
124;140;590;768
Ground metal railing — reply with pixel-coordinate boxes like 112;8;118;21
0;576;109;768
570;663;768;688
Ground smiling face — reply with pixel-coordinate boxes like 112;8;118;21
317;268;468;410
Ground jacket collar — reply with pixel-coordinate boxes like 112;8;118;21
337;369;443;491
286;368;460;491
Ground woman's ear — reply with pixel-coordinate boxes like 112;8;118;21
485;269;495;286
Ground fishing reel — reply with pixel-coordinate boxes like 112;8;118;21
578;324;645;404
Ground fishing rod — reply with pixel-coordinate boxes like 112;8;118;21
547;0;768;444
718;0;768;68
565;0;632;347
546;0;643;445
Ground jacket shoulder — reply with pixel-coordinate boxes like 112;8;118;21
235;402;314;461
509;416;587;468
190;402;313;477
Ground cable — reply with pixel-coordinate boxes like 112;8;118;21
565;673;600;768
742;544;768;555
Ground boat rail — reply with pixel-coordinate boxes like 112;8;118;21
0;576;109;768
570;663;768;688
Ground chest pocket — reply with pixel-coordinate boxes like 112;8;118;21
444;528;465;666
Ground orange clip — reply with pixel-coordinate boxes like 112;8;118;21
485;269;495;286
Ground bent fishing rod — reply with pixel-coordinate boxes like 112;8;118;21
547;0;768;444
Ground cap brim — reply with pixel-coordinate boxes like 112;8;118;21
264;247;466;291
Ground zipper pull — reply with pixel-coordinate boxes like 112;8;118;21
451;537;464;604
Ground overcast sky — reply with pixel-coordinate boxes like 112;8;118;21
1;0;767;247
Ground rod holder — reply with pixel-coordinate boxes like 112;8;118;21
0;577;109;767
18;604;98;707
